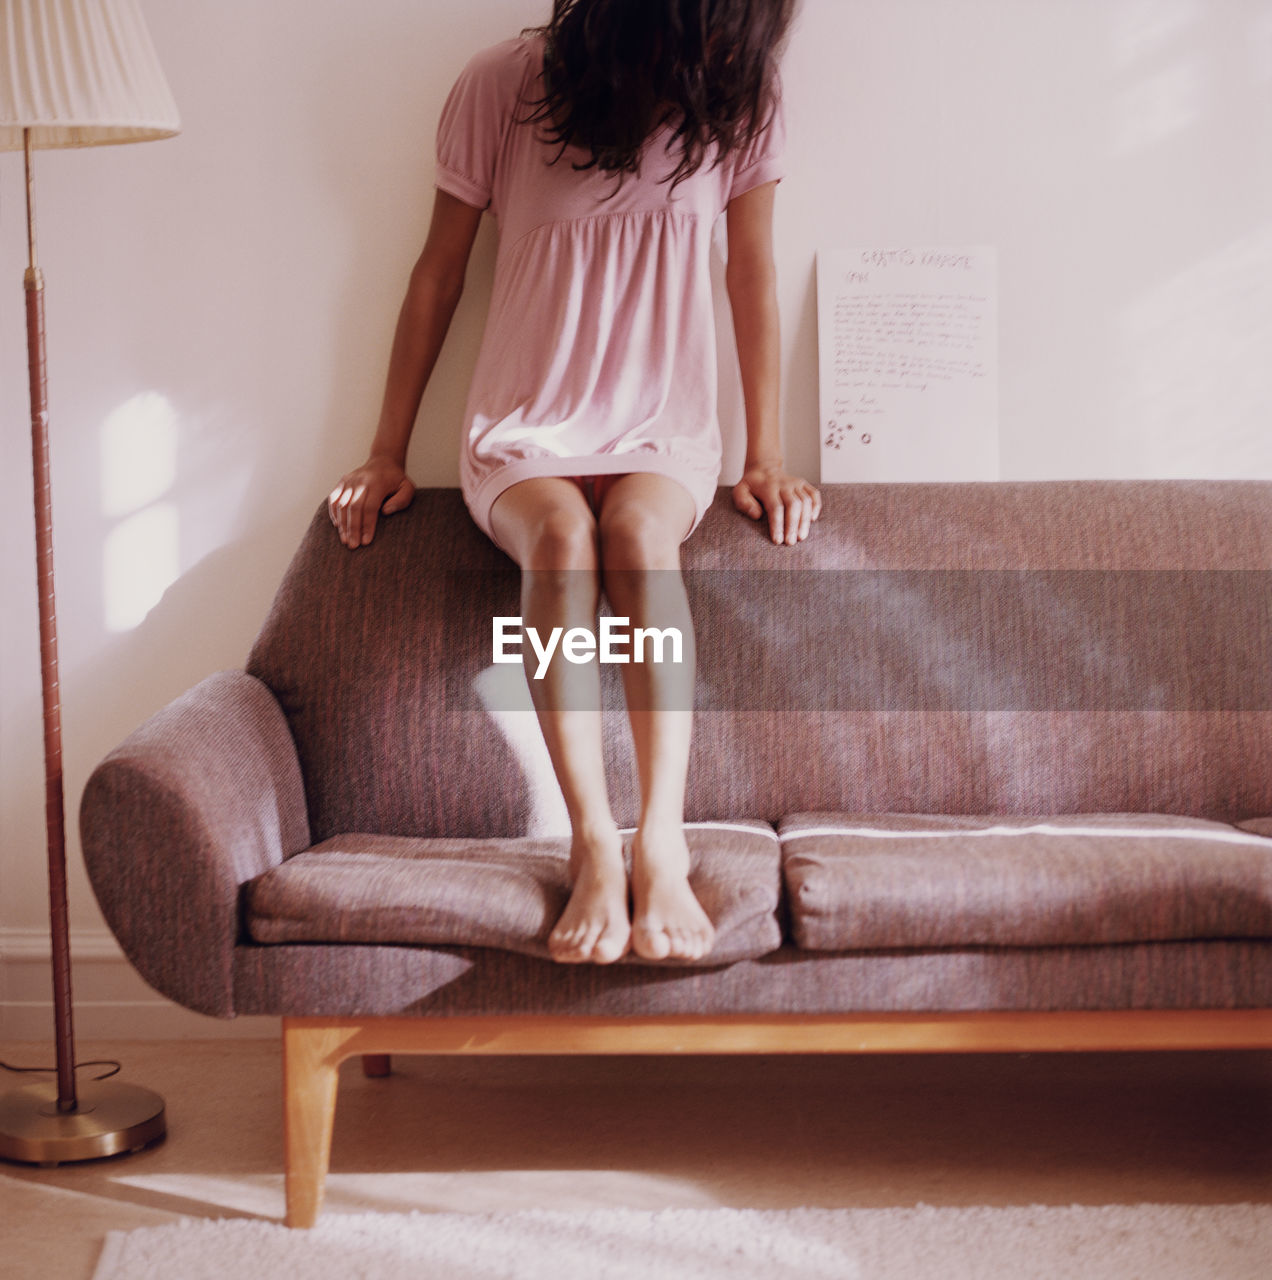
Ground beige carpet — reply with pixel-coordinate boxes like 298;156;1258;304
92;1204;1272;1279
7;1042;1270;1280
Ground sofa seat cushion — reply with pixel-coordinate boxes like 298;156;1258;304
244;821;781;965
780;812;1272;951
1237;817;1272;838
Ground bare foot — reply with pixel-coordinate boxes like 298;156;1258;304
629;823;715;961
549;825;631;964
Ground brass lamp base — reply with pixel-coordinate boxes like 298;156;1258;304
0;1078;166;1165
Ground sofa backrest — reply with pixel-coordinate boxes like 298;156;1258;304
246;481;1272;842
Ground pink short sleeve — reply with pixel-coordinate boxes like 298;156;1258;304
727;84;787;202
435;39;527;211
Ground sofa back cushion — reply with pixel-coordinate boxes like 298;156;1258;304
245;481;1272;842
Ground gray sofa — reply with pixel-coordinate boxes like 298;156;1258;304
79;480;1272;1226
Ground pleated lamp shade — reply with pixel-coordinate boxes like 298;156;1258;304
0;0;179;150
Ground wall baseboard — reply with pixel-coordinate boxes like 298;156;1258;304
0;928;276;1041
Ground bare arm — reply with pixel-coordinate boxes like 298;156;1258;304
329;189;484;548
725;181;820;545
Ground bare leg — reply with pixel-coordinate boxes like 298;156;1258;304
489;478;630;964
597;474;715;962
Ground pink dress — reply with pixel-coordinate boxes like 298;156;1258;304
433;36;786;548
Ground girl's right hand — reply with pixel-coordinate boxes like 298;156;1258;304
328;455;416;548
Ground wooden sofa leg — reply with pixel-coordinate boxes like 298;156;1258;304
361;1054;391;1078
282;1021;345;1228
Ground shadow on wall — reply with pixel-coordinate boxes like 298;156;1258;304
3;484;324;934
6;8;529;936
63;7;524;771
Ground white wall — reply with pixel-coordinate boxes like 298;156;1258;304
2;0;1269;1036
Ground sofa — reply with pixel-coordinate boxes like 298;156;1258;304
79;480;1272;1227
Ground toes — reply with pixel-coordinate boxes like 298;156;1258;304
620;915;716;961
548;918;581;950
633;920;673;960
667;925;700;960
553;923;601;963
591;927;630;964
549;939;588;963
549;887;631;964
630;907;717;960
549;918;591;962
691;923;716;959
657;920;715;961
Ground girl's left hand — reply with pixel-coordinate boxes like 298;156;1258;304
733;462;821;545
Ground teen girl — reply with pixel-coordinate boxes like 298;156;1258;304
328;0;820;966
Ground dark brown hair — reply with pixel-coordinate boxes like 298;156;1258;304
523;0;797;190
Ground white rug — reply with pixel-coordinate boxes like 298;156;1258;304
92;1204;1272;1280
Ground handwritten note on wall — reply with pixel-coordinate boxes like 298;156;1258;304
817;247;999;481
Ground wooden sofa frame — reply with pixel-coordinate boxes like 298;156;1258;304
282;1008;1272;1227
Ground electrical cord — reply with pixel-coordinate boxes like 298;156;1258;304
0;1058;122;1082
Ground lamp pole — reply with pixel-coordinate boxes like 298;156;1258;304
0;0;179;1165
24;125;79;1115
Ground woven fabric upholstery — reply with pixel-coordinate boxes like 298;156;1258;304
79;671;310;1016
243;821;781;965
780;813;1272;951
246;492;524;842
245;482;1272;846
79;481;1272;1019
230;938;1272;1017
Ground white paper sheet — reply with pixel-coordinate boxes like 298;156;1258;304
817;247;999;481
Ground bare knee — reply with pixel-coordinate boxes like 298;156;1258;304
599;504;681;571
522;507;598;571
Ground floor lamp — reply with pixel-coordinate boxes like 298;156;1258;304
0;0;179;1163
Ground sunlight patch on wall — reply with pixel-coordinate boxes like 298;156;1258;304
1109;0;1200;70
1109;0;1203;153
101;392;178;518
1112;61;1202;152
100;392;180;632
103;504;180;632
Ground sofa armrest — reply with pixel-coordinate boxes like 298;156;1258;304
80;670;311;1017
